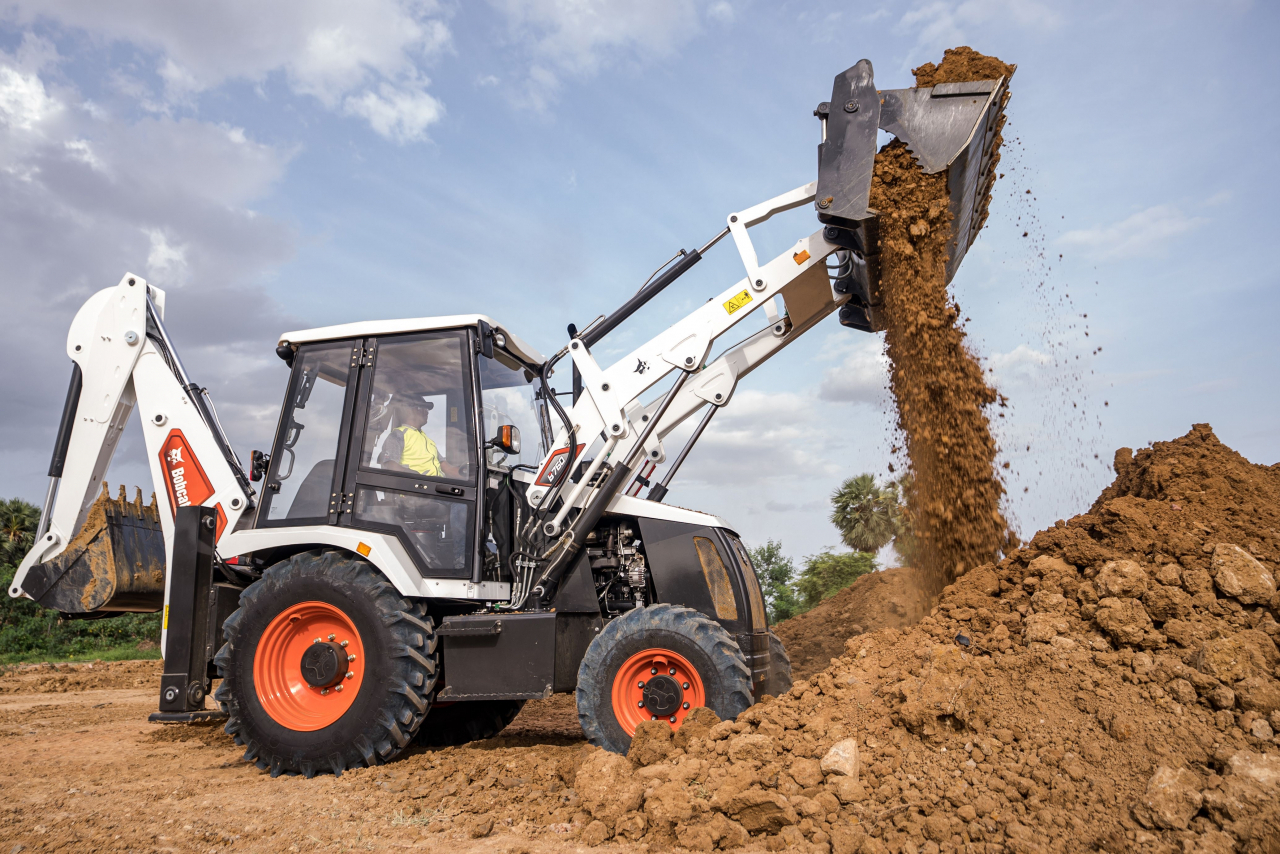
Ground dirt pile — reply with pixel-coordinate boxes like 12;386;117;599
0;659;160;694
562;425;1279;852
775;567;933;681
871;47;1017;595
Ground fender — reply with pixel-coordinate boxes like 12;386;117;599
219;525;510;600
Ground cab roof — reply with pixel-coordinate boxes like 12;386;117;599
279;314;545;366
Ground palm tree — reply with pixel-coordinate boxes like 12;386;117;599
0;498;39;566
830;473;899;553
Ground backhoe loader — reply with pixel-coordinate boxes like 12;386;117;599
11;59;1009;776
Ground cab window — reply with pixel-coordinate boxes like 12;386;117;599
478;350;549;468
360;333;475;482
266;344;350;521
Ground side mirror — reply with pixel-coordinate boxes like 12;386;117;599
489;425;520;456
250;450;270;482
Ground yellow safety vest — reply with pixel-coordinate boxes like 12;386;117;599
395;426;442;476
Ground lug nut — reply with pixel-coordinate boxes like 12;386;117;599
669;716;677;723
313;638;322;644
327;634;336;641
637;701;645;708
335;685;344;692
348;654;356;662
346;671;355;679
637;681;645;689
683;702;690;710
651;716;657;721
340;640;349;648
683;682;690;690
669;668;676;676
650;668;657;675
321;688;329;695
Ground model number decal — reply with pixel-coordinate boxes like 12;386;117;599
723;290;752;315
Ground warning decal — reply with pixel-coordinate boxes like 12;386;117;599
723;290;753;315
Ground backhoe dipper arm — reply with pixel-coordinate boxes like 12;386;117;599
10;274;253;617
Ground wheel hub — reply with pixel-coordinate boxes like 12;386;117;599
300;641;346;688
611;648;706;736
640;674;682;717
253;601;365;731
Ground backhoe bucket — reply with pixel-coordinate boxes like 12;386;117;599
816;60;1010;329
19;484;166;614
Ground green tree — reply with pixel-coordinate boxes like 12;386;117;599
0;497;39;566
795;549;877;610
830;473;899;553
748;539;801;625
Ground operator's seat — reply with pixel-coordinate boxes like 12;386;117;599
286;459;334;519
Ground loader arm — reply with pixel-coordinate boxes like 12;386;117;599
10;274;254;617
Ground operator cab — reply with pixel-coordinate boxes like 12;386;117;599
253;316;548;582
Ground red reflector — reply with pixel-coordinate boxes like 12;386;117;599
225;556;239;565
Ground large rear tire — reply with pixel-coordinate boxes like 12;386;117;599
414;699;525;747
576;603;752;755
213;549;437;777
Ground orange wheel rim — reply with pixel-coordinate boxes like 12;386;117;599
253;601;366;731
611;648;706;737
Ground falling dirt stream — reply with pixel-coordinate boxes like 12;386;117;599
871;47;1019;596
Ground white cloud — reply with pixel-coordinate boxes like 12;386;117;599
0;59;299;499
1;0;452;140
707;2;735;22
63;139;105;172
817;335;890;404
986;344;1049;387
1058;204;1206;260
145;228;190;284
491;0;724;107
897;0;1059;66
0;64;61;131
344;82;445;143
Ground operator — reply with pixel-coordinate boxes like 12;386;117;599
381;399;458;478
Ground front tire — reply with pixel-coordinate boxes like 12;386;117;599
577;604;752;754
213;549;437;777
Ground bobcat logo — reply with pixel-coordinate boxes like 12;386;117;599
166;447;184;464
634;358;649;374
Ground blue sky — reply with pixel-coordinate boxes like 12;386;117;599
1;0;1276;565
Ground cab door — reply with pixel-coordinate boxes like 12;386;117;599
336;331;481;580
256;341;360;526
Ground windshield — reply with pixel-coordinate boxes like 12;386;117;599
478;350;548;469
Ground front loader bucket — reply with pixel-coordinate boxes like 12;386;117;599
815;60;1011;328
19;484;166;614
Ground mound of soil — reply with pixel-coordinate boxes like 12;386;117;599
0;659;161;694
563;425;1279;853
775;567;933;681
872;48;1017;596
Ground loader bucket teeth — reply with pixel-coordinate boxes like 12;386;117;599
18;482;166;614
816;60;1011;299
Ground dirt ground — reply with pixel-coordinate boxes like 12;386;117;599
3;424;1279;854
0;669;607;852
